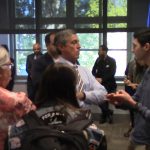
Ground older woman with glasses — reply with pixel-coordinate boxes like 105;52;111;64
0;46;36;150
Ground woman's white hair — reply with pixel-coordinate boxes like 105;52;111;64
0;46;10;67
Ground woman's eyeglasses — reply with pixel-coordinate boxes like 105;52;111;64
1;63;13;69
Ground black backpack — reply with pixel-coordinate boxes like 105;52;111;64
6;111;92;150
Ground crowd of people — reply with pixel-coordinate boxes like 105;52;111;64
0;28;150;150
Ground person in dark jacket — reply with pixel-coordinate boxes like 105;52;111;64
92;45;117;124
26;43;43;101
31;32;60;101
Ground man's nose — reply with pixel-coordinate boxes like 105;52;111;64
77;42;81;49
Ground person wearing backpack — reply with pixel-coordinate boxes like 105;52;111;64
7;63;107;150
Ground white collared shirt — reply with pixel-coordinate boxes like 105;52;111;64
56;56;107;108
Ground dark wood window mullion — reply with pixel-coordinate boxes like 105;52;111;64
103;0;108;45
66;0;74;29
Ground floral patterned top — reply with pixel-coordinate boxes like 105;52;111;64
0;87;36;150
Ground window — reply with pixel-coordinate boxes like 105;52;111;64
8;0;129;79
107;0;127;17
15;34;36;76
74;0;100;17
78;33;100;70
15;0;35;18
107;32;127;77
41;0;66;18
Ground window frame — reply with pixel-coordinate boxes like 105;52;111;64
0;0;138;82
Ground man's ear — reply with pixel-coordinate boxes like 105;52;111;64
57;43;63;49
57;43;65;53
144;43;150;52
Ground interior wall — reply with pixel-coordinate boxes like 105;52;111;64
128;0;150;28
0;0;10;30
0;34;10;47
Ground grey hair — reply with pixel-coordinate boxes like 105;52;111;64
0;46;10;67
54;29;76;46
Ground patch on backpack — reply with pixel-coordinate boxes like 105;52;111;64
40;111;66;125
9;137;21;149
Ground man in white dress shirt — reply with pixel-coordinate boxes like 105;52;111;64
54;29;107;108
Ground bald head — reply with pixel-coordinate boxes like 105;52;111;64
33;43;41;55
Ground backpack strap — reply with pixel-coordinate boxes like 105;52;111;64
65;119;93;131
22;110;45;128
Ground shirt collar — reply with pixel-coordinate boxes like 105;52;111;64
55;56;76;67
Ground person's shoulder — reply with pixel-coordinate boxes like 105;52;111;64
39;52;43;56
32;55;49;70
94;57;99;62
27;53;35;60
78;65;91;74
128;60;136;70
33;53;45;64
28;53;34;57
77;65;87;70
128;59;135;65
107;55;115;61
39;52;53;61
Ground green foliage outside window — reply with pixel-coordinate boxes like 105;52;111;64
107;23;127;28
78;33;99;49
108;0;127;17
42;0;66;18
16;51;33;75
79;51;98;71
15;0;35;18
16;34;35;49
85;0;99;17
77;33;99;71
16;34;35;75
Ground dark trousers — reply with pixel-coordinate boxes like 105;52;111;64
100;101;113;115
99;101;113;123
99;87;116;123
129;109;134;127
27;76;35;102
